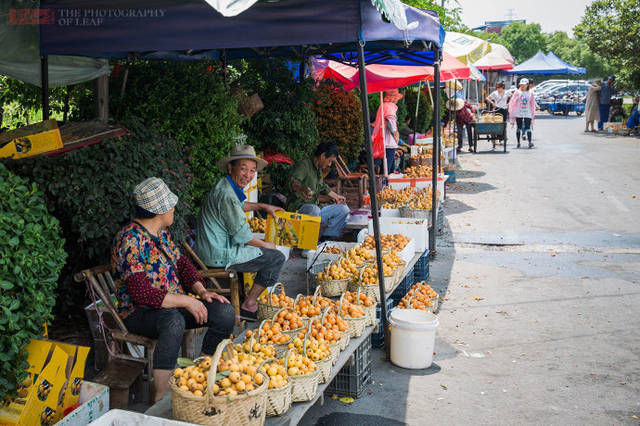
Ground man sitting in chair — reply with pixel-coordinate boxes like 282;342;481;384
287;142;350;251
194;144;285;319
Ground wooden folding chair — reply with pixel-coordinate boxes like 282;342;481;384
74;265;207;407
332;154;367;208
180;239;242;326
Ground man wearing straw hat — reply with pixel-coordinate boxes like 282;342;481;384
194;144;286;319
445;97;475;153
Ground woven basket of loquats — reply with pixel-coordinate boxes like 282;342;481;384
314;260;351;297
271;307;306;338
337;294;368;338
293;293;322;327
255;319;292;358
283;348;320;402
258;358;292;417
257;283;293;322
169;339;268;426
301;327;334;384
346;289;376;327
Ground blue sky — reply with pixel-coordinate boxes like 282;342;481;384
455;0;594;36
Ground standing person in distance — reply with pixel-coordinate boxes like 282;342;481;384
508;78;536;149
584;79;602;132
486;81;509;120
445;98;475;153
597;75;615;131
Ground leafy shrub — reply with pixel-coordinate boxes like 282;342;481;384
403;88;434;133
4;118;193;320
314;81;363;163
0;163;66;400
108;61;243;206
240;58;319;167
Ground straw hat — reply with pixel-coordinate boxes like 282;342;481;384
134;177;178;215
383;89;404;102
446;98;465;111
217;144;268;172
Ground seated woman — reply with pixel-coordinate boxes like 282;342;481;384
111;177;235;402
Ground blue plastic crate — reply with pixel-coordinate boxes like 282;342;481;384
371;298;393;348
391;266;413;305
327;337;372;398
413;251;430;282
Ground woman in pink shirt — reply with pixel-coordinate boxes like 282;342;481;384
508;78;536;148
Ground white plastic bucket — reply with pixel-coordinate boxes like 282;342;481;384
389;308;439;369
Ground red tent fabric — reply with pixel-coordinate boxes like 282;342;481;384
313;52;470;93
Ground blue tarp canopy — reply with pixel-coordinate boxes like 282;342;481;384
506;51;585;75
39;0;444;65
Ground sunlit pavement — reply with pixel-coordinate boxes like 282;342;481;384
301;113;640;425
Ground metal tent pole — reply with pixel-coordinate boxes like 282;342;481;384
357;41;390;358
412;81;422;146
41;56;49;120
430;54;440;255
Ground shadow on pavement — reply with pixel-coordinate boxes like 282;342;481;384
442;198;475;216
447;181;496;195
455;169;485;179
315;413;405;426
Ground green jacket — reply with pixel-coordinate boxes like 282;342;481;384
194;178;261;268
287;157;331;212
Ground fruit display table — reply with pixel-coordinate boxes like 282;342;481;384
470;121;508;153
145;326;374;426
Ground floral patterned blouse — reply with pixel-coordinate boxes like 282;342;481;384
111;222;201;319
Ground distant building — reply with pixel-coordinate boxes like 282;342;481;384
472;19;526;34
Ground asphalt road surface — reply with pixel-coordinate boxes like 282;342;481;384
302;113;640;425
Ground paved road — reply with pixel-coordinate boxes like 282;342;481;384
302;114;640;425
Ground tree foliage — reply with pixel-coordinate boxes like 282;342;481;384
495;22;547;64
402;0;466;32
0;164;66;400
574;0;640;89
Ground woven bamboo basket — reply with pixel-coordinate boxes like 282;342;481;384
316;357;333;384
319;307;341;365
352;287;376;327
337;294;367;338
271;308;305;339
284;349;319;402
169;339;268;426
257;283;291;322
392;261;406;285
258;358;291;417
338;330;351;350
404;292;439;313
293;294;321;326
314;260;350;297
256;320;291;358
348;280;381;304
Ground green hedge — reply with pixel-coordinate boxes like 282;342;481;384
4;118;193;320
0;164;66;400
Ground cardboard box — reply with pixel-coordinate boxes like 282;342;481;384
57;381;109;426
0;339;90;426
265;211;320;250
0;120;63;159
89;409;193;425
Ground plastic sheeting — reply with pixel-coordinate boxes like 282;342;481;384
443;31;491;65
506;51;585;75
0;1;110;87
312;51;469;93
473;43;514;71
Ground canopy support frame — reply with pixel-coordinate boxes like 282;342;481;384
430;55;440;255
40;56;49;121
357;40;390;358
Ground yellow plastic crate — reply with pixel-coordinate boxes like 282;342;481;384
0;120;62;159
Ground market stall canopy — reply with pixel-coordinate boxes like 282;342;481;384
473;43;514;71
39;0;444;64
506;51;585;75
312;51;469;92
0;1;110;87
443;31;491;65
467;63;486;81
544;52;586;75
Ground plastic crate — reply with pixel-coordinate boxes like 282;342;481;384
327;338;373;398
371;298;394;348
391;267;413;305
325;359;371;398
413;251;430;283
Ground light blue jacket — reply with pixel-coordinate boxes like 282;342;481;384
194;178;261;268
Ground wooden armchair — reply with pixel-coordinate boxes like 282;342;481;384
180;240;242;326
74;265;208;407
330;155;367;208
